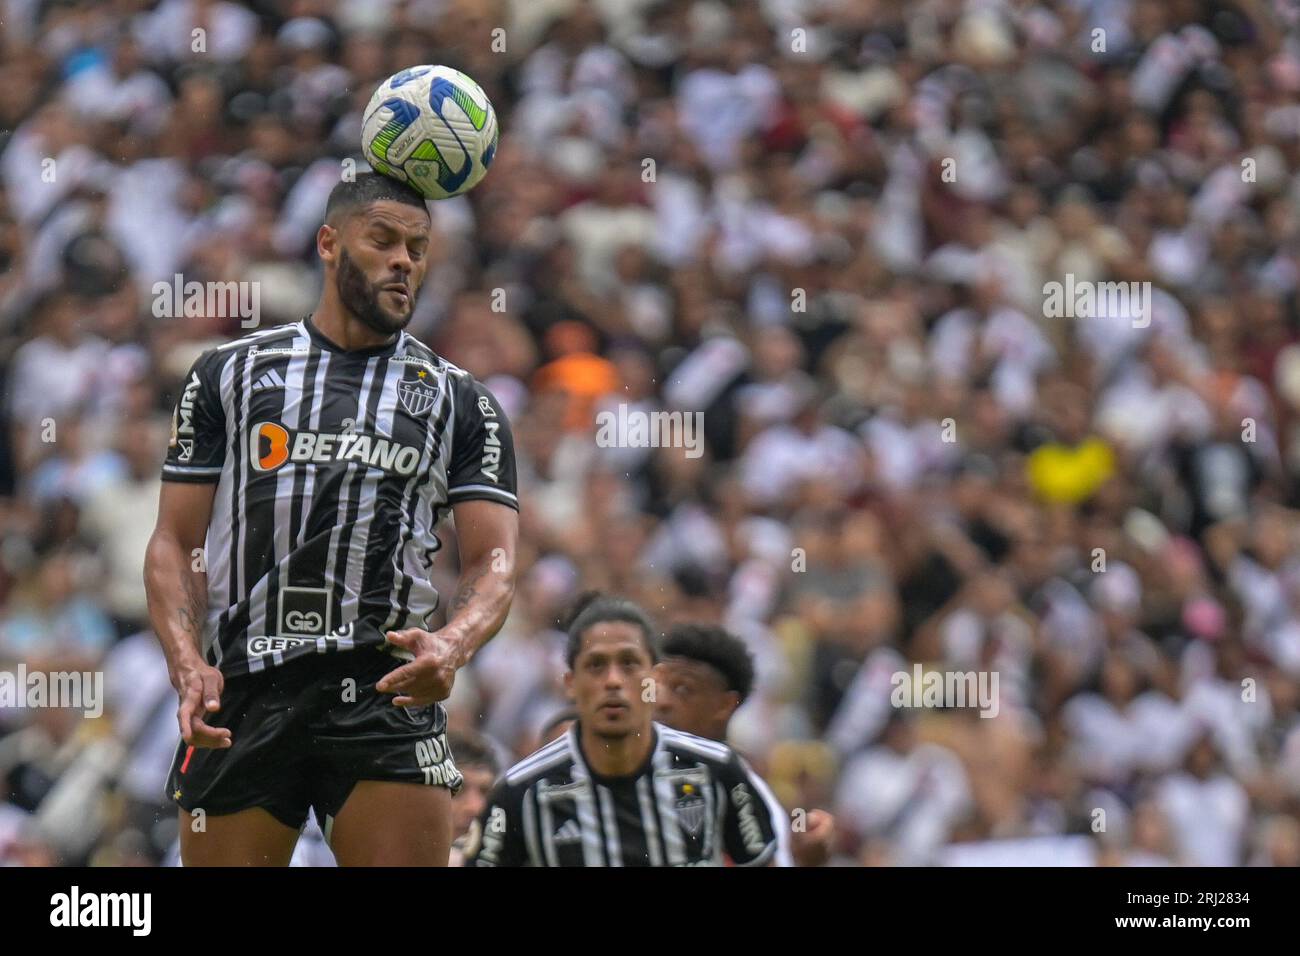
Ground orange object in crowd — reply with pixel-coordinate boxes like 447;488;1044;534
533;348;622;432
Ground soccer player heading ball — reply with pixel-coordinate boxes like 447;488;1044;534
144;172;519;866
465;594;780;866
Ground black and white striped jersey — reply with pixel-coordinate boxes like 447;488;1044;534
161;316;518;677
465;722;779;867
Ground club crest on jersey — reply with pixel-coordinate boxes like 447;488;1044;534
676;783;706;837
398;370;437;417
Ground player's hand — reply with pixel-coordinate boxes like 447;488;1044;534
174;659;231;749
791;809;836;867
378;627;462;706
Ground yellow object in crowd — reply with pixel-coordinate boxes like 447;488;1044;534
1026;436;1116;504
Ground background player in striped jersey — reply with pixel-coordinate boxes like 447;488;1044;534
465;594;779;866
447;730;501;867
654;623;836;866
143;174;519;866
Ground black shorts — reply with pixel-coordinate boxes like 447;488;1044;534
165;647;462;832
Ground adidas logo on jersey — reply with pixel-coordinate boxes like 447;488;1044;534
553;819;583;845
252;369;286;392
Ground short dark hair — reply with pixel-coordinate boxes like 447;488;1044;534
448;729;499;776
661;623;755;702
324;172;428;225
562;591;659;668
538;708;579;742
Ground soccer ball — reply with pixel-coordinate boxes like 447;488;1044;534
361;65;499;201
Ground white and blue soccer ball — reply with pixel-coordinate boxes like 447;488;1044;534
360;65;499;200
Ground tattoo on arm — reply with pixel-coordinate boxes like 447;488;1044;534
450;566;488;615
177;573;206;645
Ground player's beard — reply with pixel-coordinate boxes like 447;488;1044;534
589;707;641;742
336;249;414;336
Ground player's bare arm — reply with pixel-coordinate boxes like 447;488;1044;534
143;480;231;750
378;498;519;706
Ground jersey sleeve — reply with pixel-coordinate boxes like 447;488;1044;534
719;751;780;867
744;757;795;866
446;375;519;511
161;349;227;483
465;778;530;866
